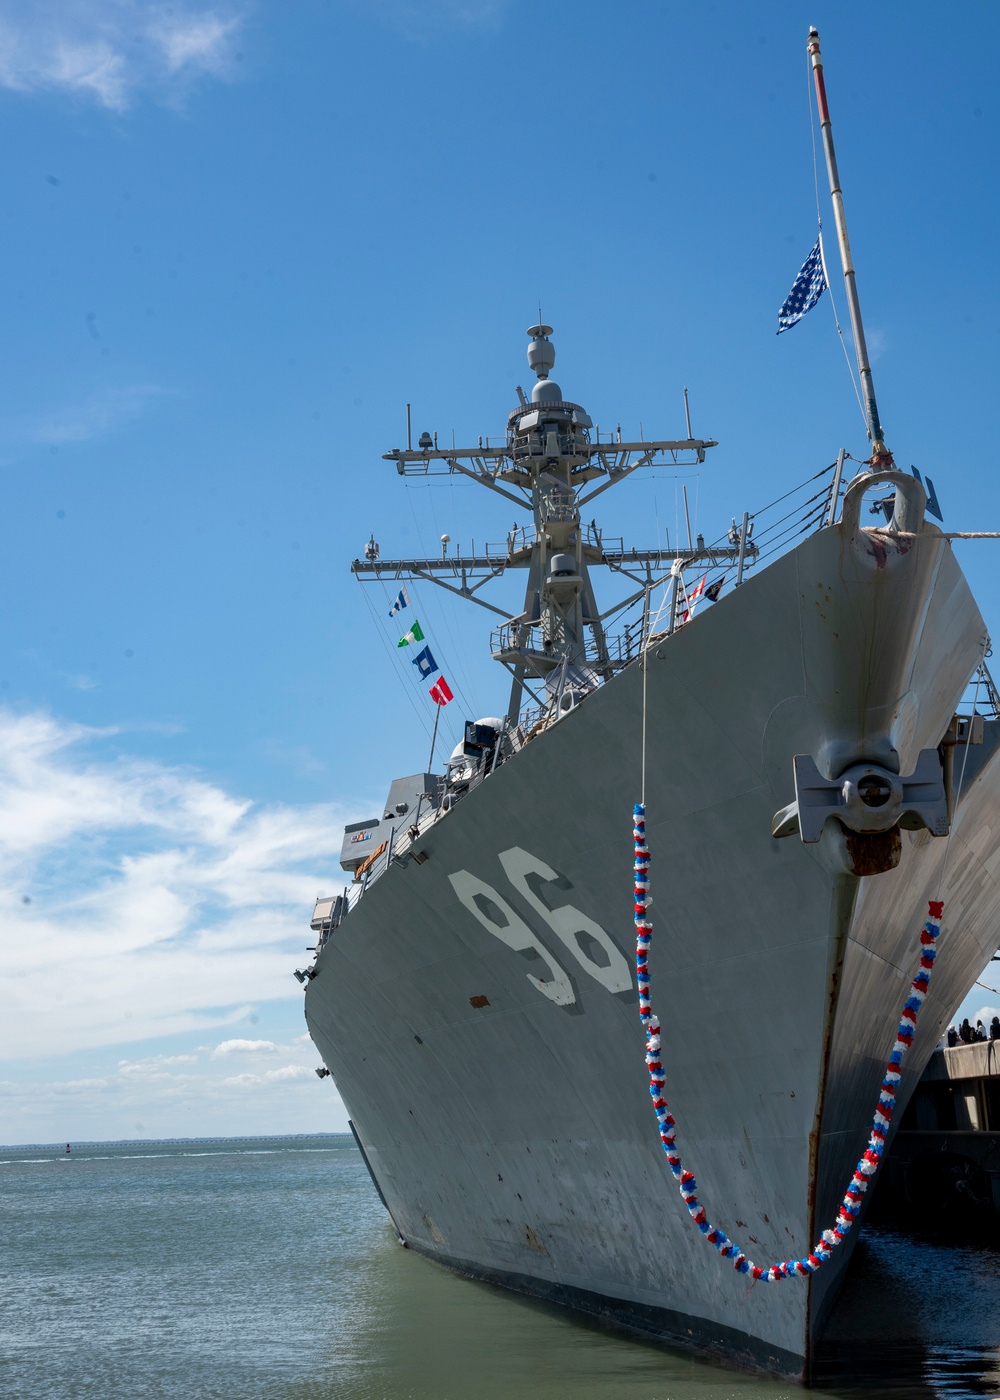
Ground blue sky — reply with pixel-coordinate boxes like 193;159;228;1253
1;0;998;1142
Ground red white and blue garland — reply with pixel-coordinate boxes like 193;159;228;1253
633;800;943;1282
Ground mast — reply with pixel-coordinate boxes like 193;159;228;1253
354;326;748;725
807;27;892;468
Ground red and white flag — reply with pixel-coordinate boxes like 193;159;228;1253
429;676;454;706
680;572;707;624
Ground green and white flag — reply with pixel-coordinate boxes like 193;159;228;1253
397;619;425;648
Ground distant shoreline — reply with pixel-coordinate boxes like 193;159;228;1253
0;1132;351;1151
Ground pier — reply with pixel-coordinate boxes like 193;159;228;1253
876;1042;1000;1224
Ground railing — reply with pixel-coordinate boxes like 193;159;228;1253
510;425;592;464
334;746;515;915
749;460;842;569
486;519;620;561
500;459;843;734
539;490;578;524
317;643;1000;945
332;457;899;927
640;460;842;634
957;659;1000;720
490;620;522;656
310;888;353;947
587;624;644;670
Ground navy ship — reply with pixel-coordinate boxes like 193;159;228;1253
299;29;1000;1379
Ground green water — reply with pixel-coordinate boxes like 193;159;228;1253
0;1135;997;1399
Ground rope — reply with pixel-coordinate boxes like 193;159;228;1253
629;645;989;1279
633;800;942;1281
869;532;1000;542
818;229;868;436
807;53;823;228
751;462;836;519
358;582;434;741
401;485;482;717
807;51;868;435
414;485;485;716
640;646;648;807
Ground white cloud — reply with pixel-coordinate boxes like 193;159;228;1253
211;1038;278;1058
0;708;353;1059
257;738;327;779
28;383;169;446
117;1052;198;1077
264;1064;314;1082
151;11;236;73
0;1036;347;1141
0;1;244;110
221;1063;313;1087
866;327;888;362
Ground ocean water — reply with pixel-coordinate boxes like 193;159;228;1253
1;1135;998;1400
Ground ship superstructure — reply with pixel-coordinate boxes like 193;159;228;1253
358;323;744;726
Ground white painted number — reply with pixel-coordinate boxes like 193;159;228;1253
447;870;576;1005
448;850;634;1004
498;847;633;994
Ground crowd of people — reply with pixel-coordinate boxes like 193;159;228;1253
946;1016;1000;1046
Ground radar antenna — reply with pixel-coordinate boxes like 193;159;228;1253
355;326;746;720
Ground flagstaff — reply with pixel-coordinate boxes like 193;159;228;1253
427;698;441;771
808;26;893;467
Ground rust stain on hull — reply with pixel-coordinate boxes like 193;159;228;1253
844;824;902;877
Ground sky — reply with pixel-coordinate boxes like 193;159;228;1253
1;0;999;1143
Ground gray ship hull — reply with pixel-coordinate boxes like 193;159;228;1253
305;512;1000;1377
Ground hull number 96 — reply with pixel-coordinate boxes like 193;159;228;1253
448;846;632;1006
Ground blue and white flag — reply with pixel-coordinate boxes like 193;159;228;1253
777;239;827;334
388;587;409;617
410;644;438;681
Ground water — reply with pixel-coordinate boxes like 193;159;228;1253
1;1135;998;1400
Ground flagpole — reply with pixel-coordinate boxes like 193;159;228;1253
427;701;442;772
807;27;892;467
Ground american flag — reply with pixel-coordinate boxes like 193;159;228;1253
777;239;827;334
